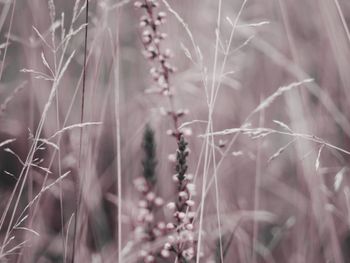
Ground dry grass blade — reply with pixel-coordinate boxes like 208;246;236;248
14;171;71;230
334;167;346;191
0;82;26;115
13;227;39;237
0;139;16;148
273;120;293;133
201;127;350;156
251;79;313;116
48;122;102;140
315;144;325;171
268;138;296;163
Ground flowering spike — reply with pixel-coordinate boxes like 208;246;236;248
142;124;157;185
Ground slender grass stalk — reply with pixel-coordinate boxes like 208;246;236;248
71;0;89;261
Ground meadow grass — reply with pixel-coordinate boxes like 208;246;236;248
0;0;350;262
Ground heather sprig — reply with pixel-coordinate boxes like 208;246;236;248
134;0;190;141
134;1;197;261
162;136;197;262
133;125;166;262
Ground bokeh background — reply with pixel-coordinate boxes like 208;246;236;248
1;0;350;262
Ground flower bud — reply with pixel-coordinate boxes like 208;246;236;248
186;223;194;230
138;200;148;208
166;222;175;230
144;213;154;223
154;197;164;206
166;202;176;210
185;173;194;181
188;211;196;219
177;212;186;220
168;153;176;162
139;250;148;257
182;247;194;260
157;222;166;230
185;199;195;207
181;128;193;137
164;242;172;250
146;191;156;202
172;174;179;182
168;235;175;243
144;255;155;263
161;249;170;258
186;183;196;195
134;177;147;192
134;1;144;8
179;191;188;199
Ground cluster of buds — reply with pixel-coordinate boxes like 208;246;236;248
161;136;197;262
135;0;189;141
159;107;191;140
134;177;167;262
134;0;176;96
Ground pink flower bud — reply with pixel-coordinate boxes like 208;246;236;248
166;129;175;136
137;208;149;221
166;222;175;230
161;249;170;258
138;200;148;208
186;223;194;230
164;242;172;250
154;197;164;206
185;173;194;181
185;199;195;207
166;202;176;210
188;211;196;219
179;191;188;199
139;250;147;257
142;31;152;44
145;255;155;263
186;183;196;195
134;177;147;192
144;213;154;223
152;228;162;237
146;192;156;202
168;153;176;162
168;235;175;243
177;212;186;220
157;222;166;230
182;247;195;260
172;174;179;182
158;12;167;19
181;127;193;136
134;1;144;8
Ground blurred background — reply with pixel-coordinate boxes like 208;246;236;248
0;0;350;262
